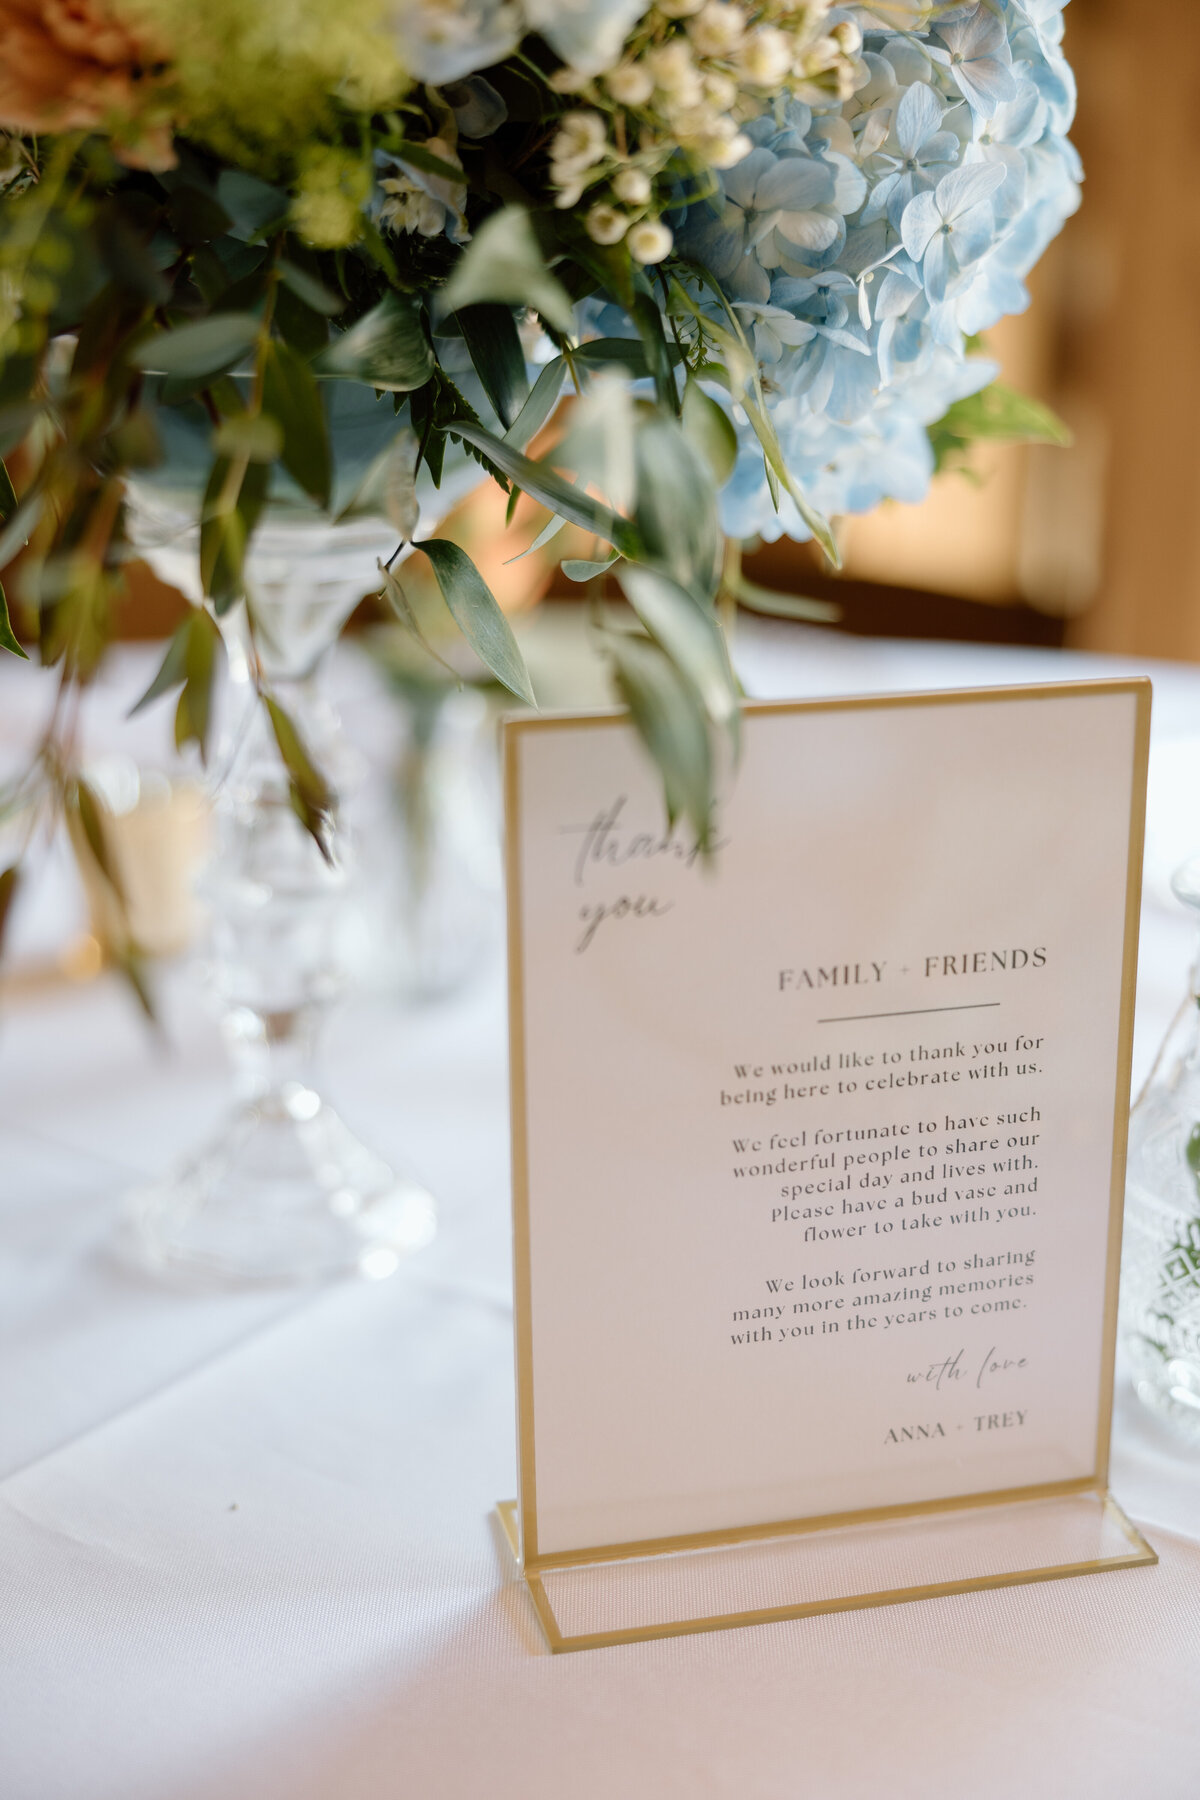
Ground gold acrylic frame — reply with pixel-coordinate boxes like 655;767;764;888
499;681;1157;1652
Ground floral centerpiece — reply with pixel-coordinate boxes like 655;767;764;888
0;0;1078;903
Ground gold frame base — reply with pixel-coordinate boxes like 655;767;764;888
496;1489;1156;1654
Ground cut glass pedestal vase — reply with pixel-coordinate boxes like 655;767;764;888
1122;858;1200;1437
126;510;435;1284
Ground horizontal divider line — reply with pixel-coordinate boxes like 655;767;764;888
817;1002;1002;1024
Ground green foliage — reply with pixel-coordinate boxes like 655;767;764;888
438;207;575;336
71;776;125;904
377;561;454;675
455;304;529;431
561;553;619;582
0;458;25;660
277;259;342;317
174;610;223;763
607;632;713;849
262;340;332;505
723;564;840;625
929;380;1072;474
313;291;434;390
681;380;737;486
129;619;191;717
452;420;639;556
200;456;270;611
131;313;263;379
0;116;1075;924
630;290;678;414
632;412;722;602
617;564;739;740
0;864;19;957
416;537;535;704
503;356;567;450
266;696;336;864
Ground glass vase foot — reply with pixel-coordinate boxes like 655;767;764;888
127;1085;436;1285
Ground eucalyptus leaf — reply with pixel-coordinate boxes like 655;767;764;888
504;355;565;450
274;279;329;357
114;944;157;1022
313;291;434;391
557;376;636;515
174;610;221;763
929;379;1072;473
742;392;841;569
339;429;419;535
617;563;739;734
561;553;619;582
265;695;336;863
682;380;737;485
166;184;232;245
631;289;677;413
378;561;456;676
130;312;262;379
633;413;721;601
673;269;840;566
729;575;840;624
451;421;640;557
0;487;43;570
416;537;535;704
607;631;712;845
73;776;125;903
0;864;19;956
0;458;23;659
439;206;575;335
503;505;569;564
263;340;331;505
456;304;529;431
200;456;269;610
572;338;653;377
0;403;40;458
277;259;343;317
0;581;26;659
216;170;289;241
128;618;190;715
212;412;283;464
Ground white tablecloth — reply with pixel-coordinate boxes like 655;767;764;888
2;625;1199;1800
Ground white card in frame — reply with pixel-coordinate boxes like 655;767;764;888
499;681;1156;1652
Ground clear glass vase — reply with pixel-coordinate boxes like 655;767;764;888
356;682;502;1001
124;504;436;1284
1122;857;1200;1436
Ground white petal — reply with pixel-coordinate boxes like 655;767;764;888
895;81;941;158
900;189;941;261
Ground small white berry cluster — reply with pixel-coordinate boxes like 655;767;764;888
547;1;862;263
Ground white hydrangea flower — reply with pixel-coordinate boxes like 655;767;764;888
689;3;749;59
605;62;656;105
613;166;652;205
628;218;674;263
586;203;630;244
739;27;794;88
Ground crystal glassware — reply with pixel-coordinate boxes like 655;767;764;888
124;501;435;1284
1122;856;1200;1436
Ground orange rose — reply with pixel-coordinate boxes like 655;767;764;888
0;0;175;167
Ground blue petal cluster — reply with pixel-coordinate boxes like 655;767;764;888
676;0;1080;542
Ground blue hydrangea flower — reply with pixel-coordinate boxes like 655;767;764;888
667;0;1080;543
900;162;1008;304
860;82;960;230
